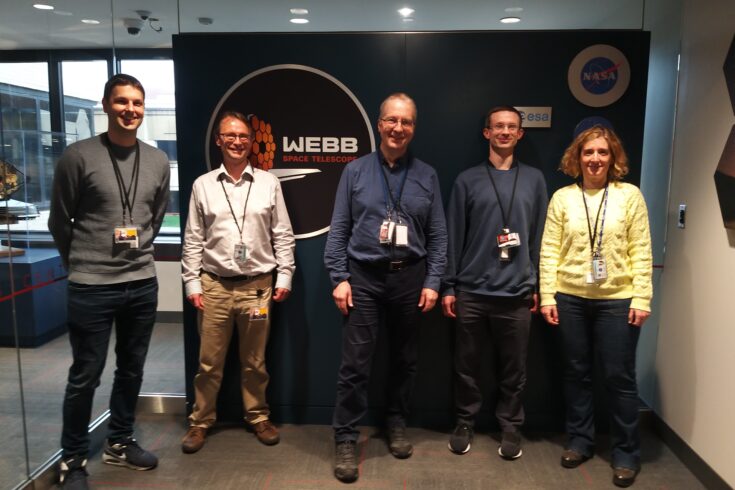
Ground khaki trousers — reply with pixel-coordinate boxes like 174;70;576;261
189;271;273;427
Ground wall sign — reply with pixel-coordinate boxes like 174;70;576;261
568;44;631;107
206;65;375;239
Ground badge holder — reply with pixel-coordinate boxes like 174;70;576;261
496;228;521;262
234;242;247;264
250;288;269;321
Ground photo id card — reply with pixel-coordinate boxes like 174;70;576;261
249;306;269;321
497;231;521;249
394;224;408;247
234;242;247;264
114;226;139;249
592;257;608;281
379;220;395;245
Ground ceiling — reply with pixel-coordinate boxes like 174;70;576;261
0;0;647;50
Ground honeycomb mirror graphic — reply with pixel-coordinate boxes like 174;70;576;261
714;34;735;229
207;65;375;239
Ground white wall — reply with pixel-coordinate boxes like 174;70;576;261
654;0;735;486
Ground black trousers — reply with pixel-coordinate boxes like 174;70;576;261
332;259;425;443
454;291;531;432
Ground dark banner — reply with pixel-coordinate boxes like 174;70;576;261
174;31;650;427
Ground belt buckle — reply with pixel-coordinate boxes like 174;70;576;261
389;260;404;271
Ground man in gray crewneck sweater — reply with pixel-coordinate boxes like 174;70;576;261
48;74;170;490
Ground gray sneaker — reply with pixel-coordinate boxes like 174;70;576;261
59;457;89;489
334;441;358;483
498;431;523;460
103;437;158;470
448;423;473;454
387;426;413;459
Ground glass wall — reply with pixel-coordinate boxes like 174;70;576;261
0;12;183;487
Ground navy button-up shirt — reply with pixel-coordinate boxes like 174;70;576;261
324;150;447;291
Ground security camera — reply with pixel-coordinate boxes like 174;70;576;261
123;18;144;36
135;10;152;21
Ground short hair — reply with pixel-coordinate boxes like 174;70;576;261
559;125;629;181
379;92;417;123
485;106;523;128
103;74;145;101
213;110;254;140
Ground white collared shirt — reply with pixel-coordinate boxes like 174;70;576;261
181;163;295;296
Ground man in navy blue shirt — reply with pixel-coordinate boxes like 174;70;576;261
324;93;447;483
442;106;547;461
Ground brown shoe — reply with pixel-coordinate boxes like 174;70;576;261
561;449;590;468
613;467;639;487
181;426;207;454
253;420;280;445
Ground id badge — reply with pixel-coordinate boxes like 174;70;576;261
249;306;269;321
114;226;139;249
586;271;595;284
592;257;607;281
379;220;395;245
234;242;247;264
394;224;409;247
497;230;521;249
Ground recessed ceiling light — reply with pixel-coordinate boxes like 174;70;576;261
81;19;100;24
500;16;521;24
402;18;414;22
53;10;72;16
290;18;309;24
504;7;523;13
398;7;414;17
33;4;54;10
290;8;309;15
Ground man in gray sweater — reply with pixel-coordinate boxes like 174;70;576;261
48;74;170;490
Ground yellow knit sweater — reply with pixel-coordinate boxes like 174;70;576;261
539;182;653;311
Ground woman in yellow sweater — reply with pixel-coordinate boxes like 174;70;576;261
539;125;652;488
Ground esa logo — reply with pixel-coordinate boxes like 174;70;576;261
568;45;631;107
515;107;552;128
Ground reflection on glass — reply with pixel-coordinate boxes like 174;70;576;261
61;60;109;140
120;60;179;235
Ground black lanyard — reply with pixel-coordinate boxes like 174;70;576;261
379;159;408;220
104;133;140;226
486;161;520;230
220;171;253;241
581;183;609;257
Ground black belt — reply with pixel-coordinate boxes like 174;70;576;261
355;257;423;272
204;271;260;282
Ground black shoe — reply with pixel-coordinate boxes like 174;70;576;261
561;449;590;468
448;423;473;454
103;437;158;470
59;457;89;490
613;467;639;487
334;441;358;483
498;431;522;460
387;426;413;459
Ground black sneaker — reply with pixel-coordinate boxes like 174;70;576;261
387;426;413;459
334;441;358;483
59;457;89;490
448;423;473;454
498;431;523;460
102;437;158;470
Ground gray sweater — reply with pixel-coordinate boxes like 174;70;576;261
48;134;170;284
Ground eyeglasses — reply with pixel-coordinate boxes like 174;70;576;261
488;123;520;132
380;117;415;129
219;133;252;142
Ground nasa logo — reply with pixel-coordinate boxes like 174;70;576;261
207;65;375;239
568;45;631;107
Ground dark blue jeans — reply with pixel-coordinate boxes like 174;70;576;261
333;259;425;443
556;293;641;470
61;277;158;458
